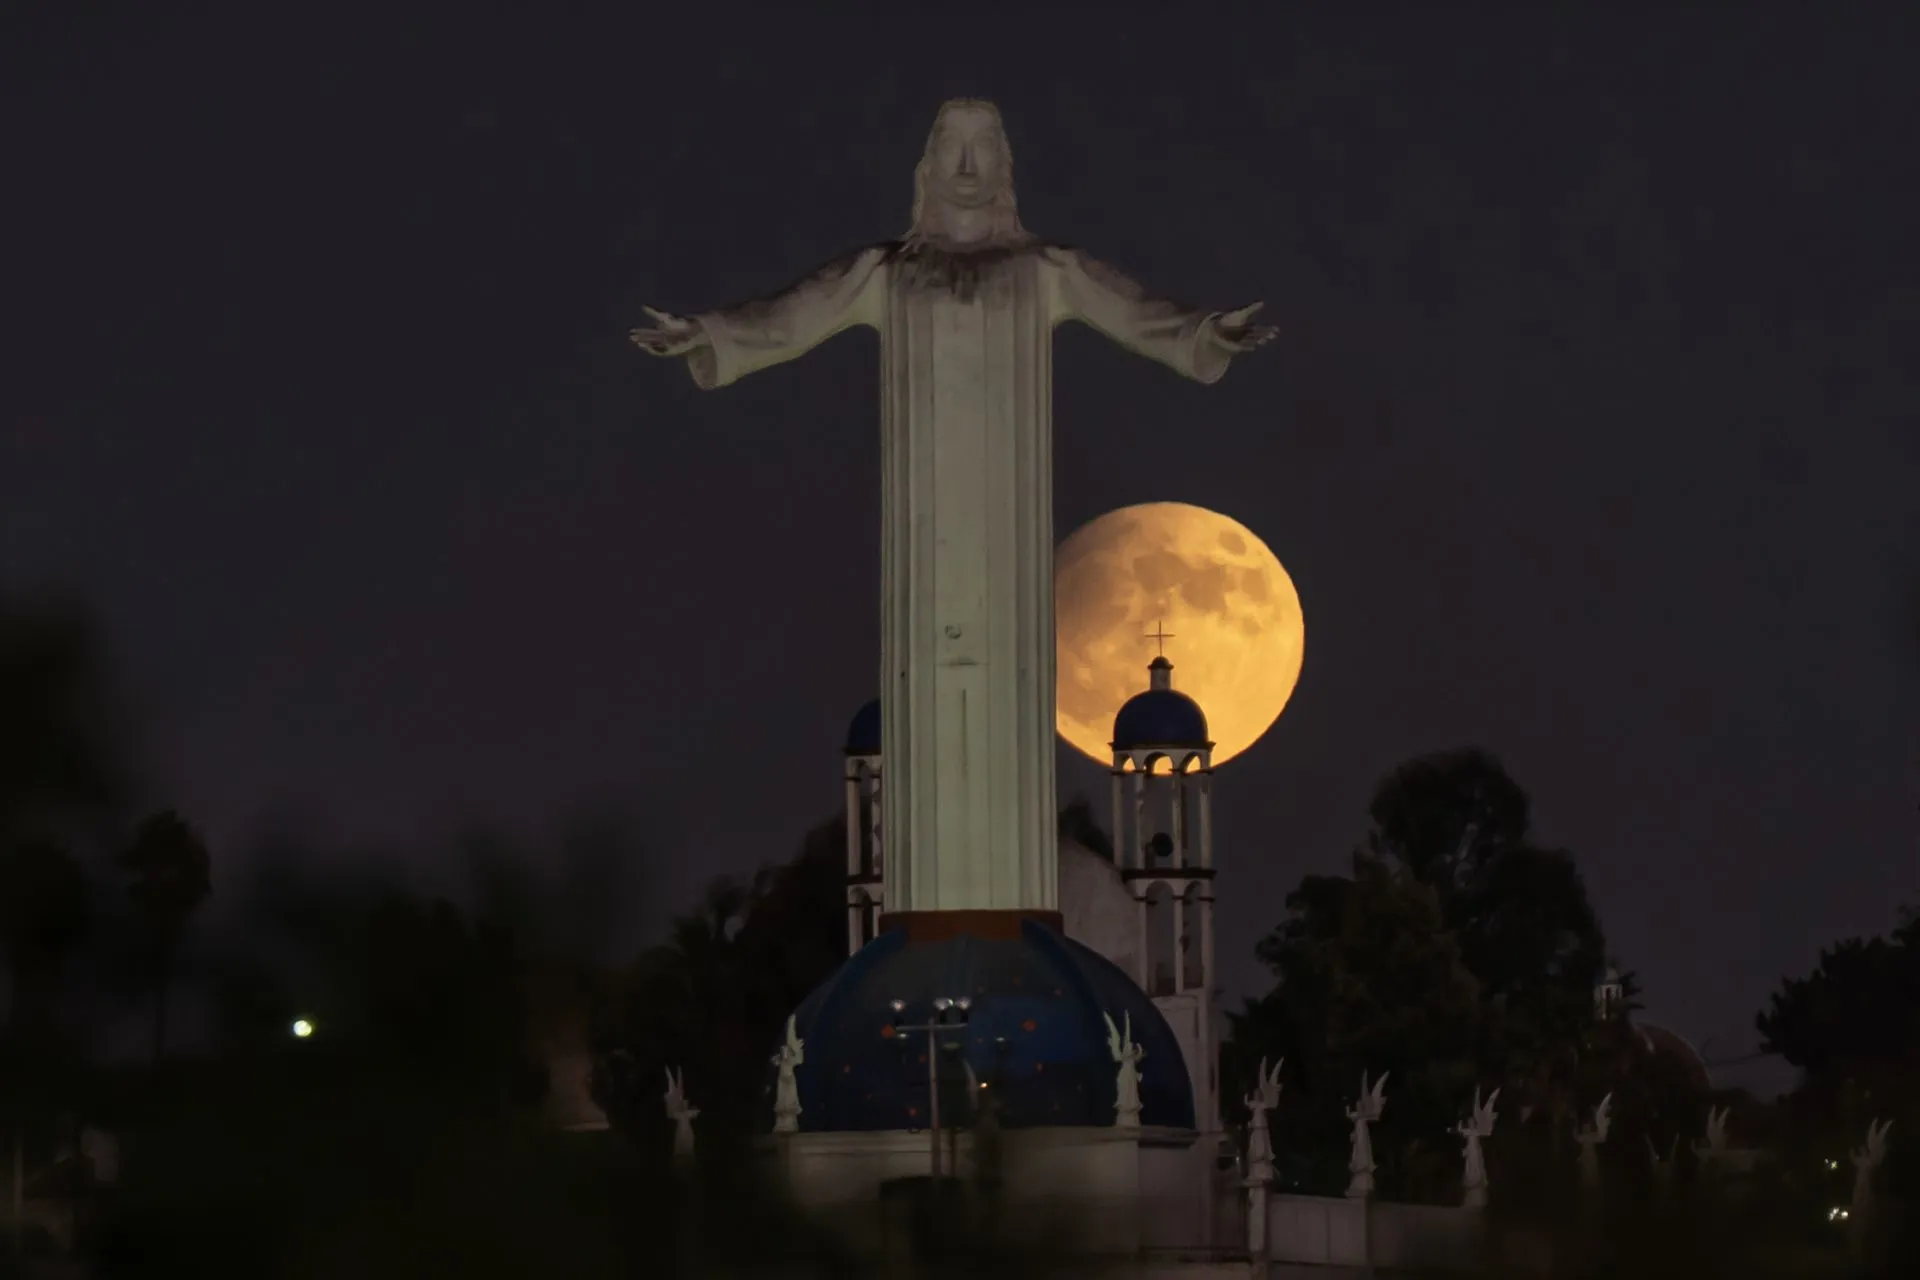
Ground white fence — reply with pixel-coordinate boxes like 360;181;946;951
1264;1193;1484;1272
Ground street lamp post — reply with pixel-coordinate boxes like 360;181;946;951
890;996;972;1185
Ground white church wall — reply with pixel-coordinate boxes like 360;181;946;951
1366;1201;1486;1273
776;1129;943;1213
1058;839;1139;976
772;1126;1151;1257
997;1125;1144;1254
1149;991;1210;1128
1259;1193;1484;1273
1134;1130;1207;1251
1265;1194;1367;1266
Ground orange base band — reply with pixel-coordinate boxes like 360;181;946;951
877;909;1063;942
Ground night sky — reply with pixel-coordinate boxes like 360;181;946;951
5;5;1917;1084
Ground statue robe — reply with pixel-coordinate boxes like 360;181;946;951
687;243;1231;914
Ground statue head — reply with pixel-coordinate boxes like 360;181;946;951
907;99;1028;247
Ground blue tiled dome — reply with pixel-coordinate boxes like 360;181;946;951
763;921;1194;1133
1111;690;1209;750
844;697;881;756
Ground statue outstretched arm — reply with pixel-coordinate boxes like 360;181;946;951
1046;246;1275;385
632;245;888;390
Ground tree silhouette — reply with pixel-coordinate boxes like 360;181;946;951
1365;751;1607;1127
0;837;91;1033
1753;903;1920;1269
1228;854;1483;1198
0;589;129;842
117;810;212;1066
0;837;92;1263
1226;749;1623;1199
1758;904;1920;1184
595;815;844;1152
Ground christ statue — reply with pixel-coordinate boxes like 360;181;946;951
632;101;1274;919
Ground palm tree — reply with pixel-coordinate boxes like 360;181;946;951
117;811;211;1065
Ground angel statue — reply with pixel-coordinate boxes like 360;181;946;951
1456;1087;1500;1209
1104;1011;1146;1129
1692;1105;1730;1182
1850;1117;1892;1218
771;1014;805;1134
663;1066;699;1159
1344;1070;1389;1199
1243;1057;1285;1186
1574;1093;1613;1189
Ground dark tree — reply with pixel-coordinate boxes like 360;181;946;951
1227;855;1482;1199
1227;749;1624;1199
0;837;93;1264
1751;904;1920;1272
1368;751;1608;1127
595;814;845;1153
1364;748;1533;889
1757;905;1920;1195
117;811;213;1065
0;837;91;1031
0;589;129;842
1758;907;1920;1081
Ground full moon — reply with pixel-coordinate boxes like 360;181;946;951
1055;503;1303;768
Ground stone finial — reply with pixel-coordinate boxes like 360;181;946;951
771;1015;805;1134
1692;1104;1730;1180
1105;1011;1146;1129
1850;1117;1893;1215
663;1066;699;1159
1456;1087;1499;1209
1244;1057;1284;1186
1344;1070;1389;1199
1575;1093;1613;1188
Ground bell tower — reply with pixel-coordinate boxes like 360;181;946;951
1108;644;1220;1131
843;698;884;955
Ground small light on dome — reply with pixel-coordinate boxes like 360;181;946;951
1828;1207;1849;1222
291;1018;314;1039
889;998;906;1013
955;996;972;1011
933;997;951;1012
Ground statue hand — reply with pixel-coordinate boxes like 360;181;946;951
629;306;708;358
1209;302;1278;354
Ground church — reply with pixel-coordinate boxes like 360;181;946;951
735;672;1722;1272
627;98;1484;1274
791;656;1242;1260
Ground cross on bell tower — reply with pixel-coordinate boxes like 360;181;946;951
1145;620;1175;657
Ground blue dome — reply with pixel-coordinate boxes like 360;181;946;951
763;921;1194;1133
1111;690;1209;750
844;697;881;755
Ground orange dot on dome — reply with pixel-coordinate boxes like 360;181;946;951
1021;1019;1037;1032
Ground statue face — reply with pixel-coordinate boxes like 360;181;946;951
926;103;1007;209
